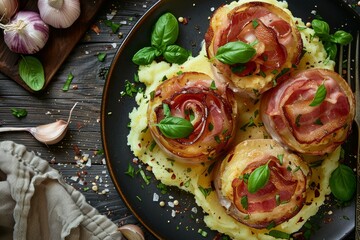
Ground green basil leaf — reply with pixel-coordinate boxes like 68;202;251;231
151;12;179;50
163;45;191;64
247;163;270;193
329;164;356;202
241;195;248;210
323;41;337;60
216;41;256;65
266;230;291;239
11;108;27;118
18;56;45;91
309;83;327;106
331;30;353;45
311;19;331;40
156;116;194;139
104;19;121;33
132;46;157;65
97;52;107;62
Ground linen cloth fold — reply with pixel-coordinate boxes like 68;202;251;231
0;141;124;240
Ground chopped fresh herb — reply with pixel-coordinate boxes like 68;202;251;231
266;230;291;239
121;80;138;97
309;83;327;106
62;72;74;91
96;149;104;155
139;169;151;185
134;73;140;82
136;195;142;201
198;186;212;198
277;154;284;165
208;122;214;131
11;108;27;118
210;80;217;90
259;70;266;78
157;182;168;194
184;179;191;188
297;25;307;31
198;229;208;237
214;135;221;144
97;52;107;62
252;19;259;28
149;140;157;151
266;221;276;230
314;118;323;125
104;19;121;33
241;195;248;210
150;90;155;100
125;163;135;177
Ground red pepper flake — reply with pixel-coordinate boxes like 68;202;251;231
171;173;176;179
91;24;101;35
73;144;81;156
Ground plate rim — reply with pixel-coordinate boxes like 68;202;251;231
101;0;359;239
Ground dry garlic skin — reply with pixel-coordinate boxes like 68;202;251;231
214;139;310;228
147;72;238;164
205;1;303;97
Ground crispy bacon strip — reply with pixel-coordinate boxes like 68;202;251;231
260;68;355;155
148;72;237;164
214;139;310;228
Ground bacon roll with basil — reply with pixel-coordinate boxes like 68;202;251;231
205;1;303;97
260;68;355;155
214;139;310;229
147;72;238;164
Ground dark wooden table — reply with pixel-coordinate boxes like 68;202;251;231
0;1;359;239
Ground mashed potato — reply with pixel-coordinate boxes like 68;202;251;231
127;0;338;239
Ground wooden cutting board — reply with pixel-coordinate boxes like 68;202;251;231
0;0;106;93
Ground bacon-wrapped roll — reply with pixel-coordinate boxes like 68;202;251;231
214;139;310;228
205;1;303;97
147;72;238;164
260;68;355;155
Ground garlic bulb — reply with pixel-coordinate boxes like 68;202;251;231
0;0;19;23
1;11;49;54
37;0;81;28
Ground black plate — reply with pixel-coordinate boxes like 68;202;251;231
101;0;359;239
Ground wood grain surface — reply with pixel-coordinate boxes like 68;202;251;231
0;0;106;93
0;0;358;239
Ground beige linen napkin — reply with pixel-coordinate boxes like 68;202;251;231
0;141;124;240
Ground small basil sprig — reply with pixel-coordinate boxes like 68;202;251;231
311;19;352;60
215;41;256;65
247;162;270;193
132;13;191;65
18;56;45;91
329;164;356;202
155;103;194;139
309;82;327;106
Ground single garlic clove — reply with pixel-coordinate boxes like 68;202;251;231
30;120;69;145
118;224;145;240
